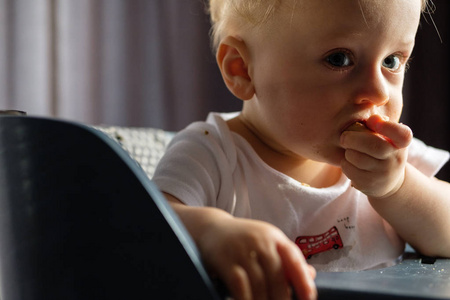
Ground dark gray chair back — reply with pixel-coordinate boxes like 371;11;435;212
0;115;221;300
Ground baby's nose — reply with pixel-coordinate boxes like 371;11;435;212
354;69;389;106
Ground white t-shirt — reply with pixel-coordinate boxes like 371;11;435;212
153;112;449;271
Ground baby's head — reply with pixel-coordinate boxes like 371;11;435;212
209;0;429;52
209;0;426;167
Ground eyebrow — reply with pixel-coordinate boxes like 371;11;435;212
321;30;416;49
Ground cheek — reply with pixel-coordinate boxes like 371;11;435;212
386;96;403;122
252;51;316;100
274;107;335;151
262;83;339;139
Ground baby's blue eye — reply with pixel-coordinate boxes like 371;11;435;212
326;52;352;68
383;55;401;71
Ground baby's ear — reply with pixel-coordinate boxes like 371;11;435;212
216;36;254;100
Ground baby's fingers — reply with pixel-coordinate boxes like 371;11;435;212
241;251;270;300
215;249;291;300
366;115;412;149
221;265;252;300
277;242;317;300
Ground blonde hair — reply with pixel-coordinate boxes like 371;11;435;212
208;0;430;51
209;0;281;50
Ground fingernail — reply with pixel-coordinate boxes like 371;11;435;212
376;122;383;132
308;278;317;300
308;287;318;300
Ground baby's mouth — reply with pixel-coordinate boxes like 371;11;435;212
343;114;390;133
344;121;372;133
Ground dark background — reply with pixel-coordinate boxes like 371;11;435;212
403;1;450;181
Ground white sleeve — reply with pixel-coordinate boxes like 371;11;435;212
407;138;449;177
152;122;236;210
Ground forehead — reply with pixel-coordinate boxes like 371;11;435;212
266;0;422;43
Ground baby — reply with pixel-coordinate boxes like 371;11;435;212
153;0;450;299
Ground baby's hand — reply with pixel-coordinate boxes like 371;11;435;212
199;217;317;300
340;115;413;198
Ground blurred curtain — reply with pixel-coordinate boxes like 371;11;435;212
0;0;449;179
0;0;238;130
0;0;52;115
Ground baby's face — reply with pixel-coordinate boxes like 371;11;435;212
241;0;421;165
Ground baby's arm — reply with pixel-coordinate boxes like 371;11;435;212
340;115;450;257
163;193;317;300
368;164;450;257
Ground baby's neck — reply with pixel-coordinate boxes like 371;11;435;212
227;116;342;188
273;157;341;188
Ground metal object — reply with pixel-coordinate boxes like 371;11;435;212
0;110;26;116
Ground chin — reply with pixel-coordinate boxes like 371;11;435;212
314;148;346;167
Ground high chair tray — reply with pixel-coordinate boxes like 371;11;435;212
315;252;450;299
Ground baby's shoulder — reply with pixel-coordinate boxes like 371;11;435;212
407;137;449;178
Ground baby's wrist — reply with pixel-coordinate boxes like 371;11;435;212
368;168;407;202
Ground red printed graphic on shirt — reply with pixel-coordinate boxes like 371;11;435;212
295;226;343;259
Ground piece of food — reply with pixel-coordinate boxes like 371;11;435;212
345;121;371;132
